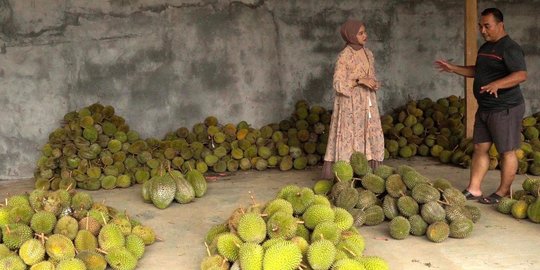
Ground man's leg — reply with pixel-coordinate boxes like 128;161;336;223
496;150;518;196
466;142;492;196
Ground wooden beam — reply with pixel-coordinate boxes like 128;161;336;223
465;0;478;138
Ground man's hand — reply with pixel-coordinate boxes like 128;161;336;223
480;83;499;98
359;78;379;91
434;59;454;73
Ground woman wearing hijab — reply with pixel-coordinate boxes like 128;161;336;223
322;19;385;179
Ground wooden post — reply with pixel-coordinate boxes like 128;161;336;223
465;0;478;138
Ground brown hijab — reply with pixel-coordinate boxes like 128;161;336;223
340;19;364;51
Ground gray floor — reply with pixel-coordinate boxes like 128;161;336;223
1;157;539;270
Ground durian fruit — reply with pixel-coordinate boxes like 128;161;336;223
105;247;138;270
397;196;419;218
0;255;26;270
200;255;229;270
402;170;429;190
408;215;428;236
45;234;76;261
356;190;378;210
311;222;342;244
18;238;46;265
350;152;370;177
361;173;386;194
511;200;529;219
445;205;470;223
54;215;79;240
266;211;298;240
363;205;385;226
98;224;125;252
334;187;358;211
30;210;57;234
313;180;333;195
75;229;98;252
385;174;407;198
216;233;243;261
76;250;108;270
496;197;517;214
237;213;266;243
238;242;263;270
382;195;399;220
30;260;56;270
388;216;410;240
420;201;446;224
56;258;87;270
411;183;440;203
307;239;336;270
449;218;473;239
205;223;230;246
286;187;315;215
426;221;450;243
463;205;481;223
79;216;102;236
302;204;335;229
332;160;354;182
149;174;176;209
528;195;540;223
71;192;94;211
262;241;302;270
373;165;394;180
442;188;467;206
333;207;354;231
332;258;365;269
2;223;33;250
125;234;145;259
357;256;390;270
263;199;294;218
336;233;365;258
433;178;453;191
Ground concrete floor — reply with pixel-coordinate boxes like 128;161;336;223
1;157;539;270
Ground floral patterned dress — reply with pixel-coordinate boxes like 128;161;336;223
324;46;385;163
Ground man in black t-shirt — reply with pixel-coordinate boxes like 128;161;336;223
435;8;527;204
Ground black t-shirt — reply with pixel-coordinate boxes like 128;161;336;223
474;35;526;111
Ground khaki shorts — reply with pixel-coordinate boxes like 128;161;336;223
473;103;525;153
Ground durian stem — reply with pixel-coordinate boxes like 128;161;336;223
86;213;90;230
66;183;73;191
96;248;108;255
343;246;357;257
249;191;257;205
156;236;164;241
334;172;342;182
260;213;268;217
510;186;513;200
5;224;10;234
437;200;451;206
204;242;211;257
100;212;107;225
296;220;305;224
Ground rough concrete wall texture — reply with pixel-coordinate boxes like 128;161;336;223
0;0;539;179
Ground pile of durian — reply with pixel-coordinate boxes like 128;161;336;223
0;188;156;269
141;165;208;209
382;95;540;176
161;100;330;173
321;152;481;243
34;100;331;191
201;187;389;270
34;103;149;191
495;177;540;223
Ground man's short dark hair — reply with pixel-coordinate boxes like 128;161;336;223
481;8;504;22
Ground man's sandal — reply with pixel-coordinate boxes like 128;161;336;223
478;193;503;205
462;189;482;200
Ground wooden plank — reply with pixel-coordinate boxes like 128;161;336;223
465;0;478;138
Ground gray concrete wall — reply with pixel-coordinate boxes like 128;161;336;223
1;0;539;179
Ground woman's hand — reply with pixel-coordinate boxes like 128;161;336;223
358;78;379;91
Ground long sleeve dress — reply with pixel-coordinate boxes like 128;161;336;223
324;46;385;163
